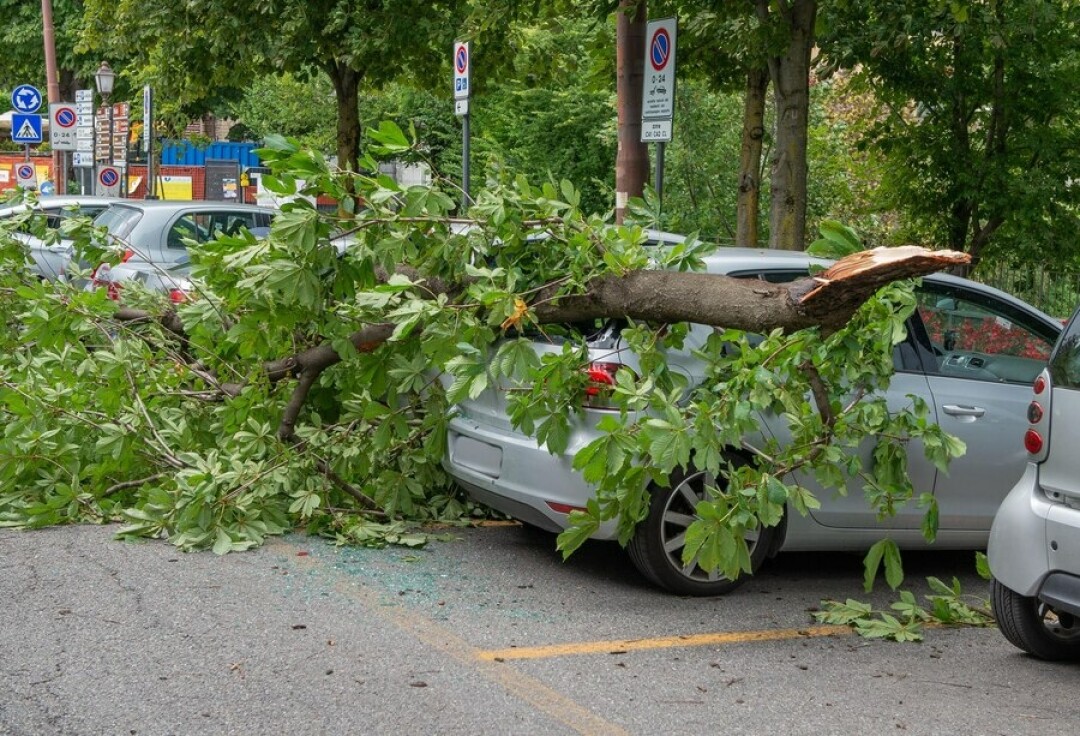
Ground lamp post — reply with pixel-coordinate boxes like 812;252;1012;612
94;61;115;171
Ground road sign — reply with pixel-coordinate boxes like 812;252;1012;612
39;181;55;196
641;17;677;138
50;103;78;150
453;41;470;100
14;162;37;188
73;152;93;168
96;166;121;196
11;84;42;114
455;99;469;116
641;119;673;142
75;89;94;103
11;114;43;144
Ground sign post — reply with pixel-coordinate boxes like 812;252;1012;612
454;40;471;208
14;162;38;189
144;85;157;199
640;18;677;205
74;89;94;194
96;165;121;197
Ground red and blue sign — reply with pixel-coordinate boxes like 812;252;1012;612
16;164;34;180
453;41;471;100
650;28;672;71
99;168;119;187
55;107;76;128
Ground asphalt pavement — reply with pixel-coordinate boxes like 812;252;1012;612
1;523;1077;735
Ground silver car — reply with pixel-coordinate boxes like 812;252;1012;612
988;307;1080;660
444;247;1062;595
88;201;274;297
0;195;119;280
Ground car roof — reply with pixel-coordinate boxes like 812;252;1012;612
106;200;275;214
0;195;121;217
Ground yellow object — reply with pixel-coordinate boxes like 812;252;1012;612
500;298;530;332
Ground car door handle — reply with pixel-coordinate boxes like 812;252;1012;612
943;404;986;418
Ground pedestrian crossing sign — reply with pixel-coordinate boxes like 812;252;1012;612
11;114;43;144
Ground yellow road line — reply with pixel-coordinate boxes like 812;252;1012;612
272;541;629;736
478;625;852;661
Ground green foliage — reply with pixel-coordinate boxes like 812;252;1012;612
815;553;995;642
0;144;963;583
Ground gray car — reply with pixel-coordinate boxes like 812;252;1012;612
87;201;274;298
0;195;119;280
989;306;1080;660
443;246;1063;595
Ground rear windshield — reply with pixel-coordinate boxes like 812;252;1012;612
94;206;143;241
1050;311;1080;390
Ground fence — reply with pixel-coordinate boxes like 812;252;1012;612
973;262;1080;320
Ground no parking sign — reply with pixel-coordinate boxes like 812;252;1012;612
96;166;121;197
14;162;37;188
50;103;79;150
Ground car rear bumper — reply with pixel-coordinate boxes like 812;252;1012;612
989;462;1080;600
443;415;618;539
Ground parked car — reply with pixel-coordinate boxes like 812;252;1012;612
444;245;1063;595
87;201;274;299
0;195;119;280
988;305;1080;660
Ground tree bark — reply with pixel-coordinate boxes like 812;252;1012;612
757;0;816;251
615;0;649;224
327;61;362;175
736;67;769;247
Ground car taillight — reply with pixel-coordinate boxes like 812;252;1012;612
583;361;631;409
120;249;134;263
1026;369;1051;462
546;501;586;515
1024;429;1044;455
168;288;188;304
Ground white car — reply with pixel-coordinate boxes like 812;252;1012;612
989;306;1080;660
0;196;119;280
444;246;1062;595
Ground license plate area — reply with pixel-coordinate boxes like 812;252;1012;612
451;433;503;478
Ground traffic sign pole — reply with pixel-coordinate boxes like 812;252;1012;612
454;41;472;209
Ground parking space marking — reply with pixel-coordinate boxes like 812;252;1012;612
478;625;851;661
274;541;629;736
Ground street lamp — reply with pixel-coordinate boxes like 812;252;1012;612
94;61;115;168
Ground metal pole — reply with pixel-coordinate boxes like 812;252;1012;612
145;86;157;199
42;0;63;194
462;112;470;209
654;141;665;209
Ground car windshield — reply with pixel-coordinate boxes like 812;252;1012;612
93;206;143;241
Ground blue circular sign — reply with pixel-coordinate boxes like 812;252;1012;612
99;168;119;187
455;45;468;74
16;164;34;180
39;181;55;195
55;107;76;128
650;29;671;71
11;84;42;113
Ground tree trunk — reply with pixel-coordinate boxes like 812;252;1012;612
327;62;362;175
615;0;649;224
757;0;816;251
736;67;768;247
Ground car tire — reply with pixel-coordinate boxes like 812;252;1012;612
628;457;776;596
991;578;1080;660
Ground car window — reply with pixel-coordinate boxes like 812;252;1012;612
95;206;143;241
916;283;1056;384
167;214;209;249
1049;311;1080;390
